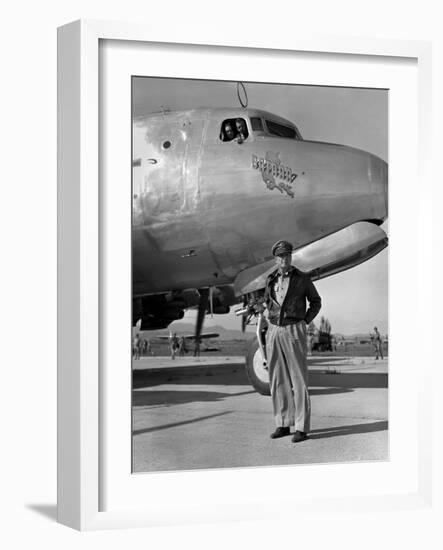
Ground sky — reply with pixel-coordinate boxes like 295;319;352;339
133;77;388;336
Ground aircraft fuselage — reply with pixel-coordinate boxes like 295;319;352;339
132;108;387;296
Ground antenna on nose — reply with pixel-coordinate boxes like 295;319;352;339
237;82;248;108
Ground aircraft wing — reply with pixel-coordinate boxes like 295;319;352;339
154;332;219;340
234;221;388;296
184;332;219;340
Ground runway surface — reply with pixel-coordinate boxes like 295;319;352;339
132;356;388;472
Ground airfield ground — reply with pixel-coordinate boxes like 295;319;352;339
138;337;388;358
132;353;388;473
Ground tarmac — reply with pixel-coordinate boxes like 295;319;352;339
132;355;388;473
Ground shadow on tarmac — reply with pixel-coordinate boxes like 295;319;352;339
133;369;249;389
309;372;387;388
133;388;256;407
133;411;233;435
134;369;386;391
308;420;388;439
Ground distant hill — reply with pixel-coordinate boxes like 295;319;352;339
134;322;387;342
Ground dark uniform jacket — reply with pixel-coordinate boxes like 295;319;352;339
264;266;322;326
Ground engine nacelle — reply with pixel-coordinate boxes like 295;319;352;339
233;221;388;296
133;294;185;330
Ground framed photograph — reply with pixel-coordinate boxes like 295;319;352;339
57;20;433;530
130;75;389;474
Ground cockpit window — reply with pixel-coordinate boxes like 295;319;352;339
250;117;264;131
265;120;297;139
220;118;249;142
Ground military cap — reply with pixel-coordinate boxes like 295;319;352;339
271;240;293;256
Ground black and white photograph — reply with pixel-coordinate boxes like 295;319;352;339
131;76;388;473
4;0;439;542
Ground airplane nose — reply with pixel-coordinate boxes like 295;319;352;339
382;158;388;218
369;154;388;222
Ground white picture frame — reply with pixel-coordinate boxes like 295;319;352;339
57;19;433;531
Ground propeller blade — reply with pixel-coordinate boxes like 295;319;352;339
209;286;214;318
195;288;209;342
241;295;248;332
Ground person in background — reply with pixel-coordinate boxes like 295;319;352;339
132;334;140;360
372;326;384;360
141;339;147;356
193;338;201;358
235;118;248;143
146;338;154;356
170;333;179;360
178;336;187;356
222;121;235;142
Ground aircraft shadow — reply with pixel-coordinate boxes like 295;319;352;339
131;386;351;409
308;420;388;440
309;372;387;389
133;370;386;390
132;411;233;436
132;388;255;407
133;369;249;389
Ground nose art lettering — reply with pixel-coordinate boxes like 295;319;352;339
252;152;297;198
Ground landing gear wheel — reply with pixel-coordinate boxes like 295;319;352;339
245;339;270;396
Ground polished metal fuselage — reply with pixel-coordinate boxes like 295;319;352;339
132;108;387;296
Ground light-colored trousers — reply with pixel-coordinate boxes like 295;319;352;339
266;321;311;432
373;341;383;359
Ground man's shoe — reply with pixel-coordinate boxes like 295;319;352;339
270;427;290;439
292;431;308;443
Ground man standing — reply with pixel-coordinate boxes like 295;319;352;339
178;336;187;357
169;332;179;360
193;338;201;358
263;240;321;443
372;326;384;360
132;334;140;360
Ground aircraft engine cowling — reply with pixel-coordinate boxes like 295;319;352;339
133;286;236;330
133;294;186;330
233;221;388;296
209;305;230;315
204;286;238;315
138;313;184;331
